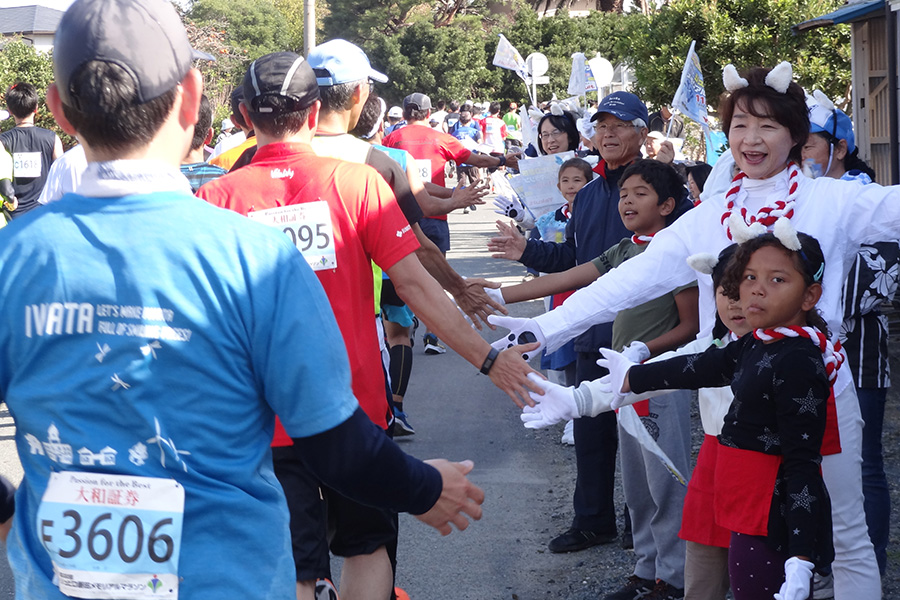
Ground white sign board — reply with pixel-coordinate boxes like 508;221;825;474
507;151;576;217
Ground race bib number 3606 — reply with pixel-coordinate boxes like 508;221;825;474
37;472;184;599
247;200;338;271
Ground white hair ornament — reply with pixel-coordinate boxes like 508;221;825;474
764;61;793;94
686;253;719;275
812;89;834;111
772;217;801;251
728;213;766;244
722;64;748;91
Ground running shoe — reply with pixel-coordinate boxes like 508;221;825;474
315;578;339;600
393;408;415;436
394;588;410;600
423;333;446;355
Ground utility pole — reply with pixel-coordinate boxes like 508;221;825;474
303;0;315;56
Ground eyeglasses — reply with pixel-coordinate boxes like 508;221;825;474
539;129;565;140
595;122;639;135
368;79;376;92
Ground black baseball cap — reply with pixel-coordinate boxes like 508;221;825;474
403;93;432;111
54;0;214;111
243;52;320;114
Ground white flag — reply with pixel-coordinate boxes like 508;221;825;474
568;52;587;96
493;34;528;80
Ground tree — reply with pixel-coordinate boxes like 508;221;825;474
619;0;851;114
187;0;293;58
0;40;69;143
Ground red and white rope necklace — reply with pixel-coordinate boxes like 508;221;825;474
752;326;844;383
720;162;801;240
631;232;655;245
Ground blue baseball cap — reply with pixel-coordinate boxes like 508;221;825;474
591;91;649;126
808;97;855;153
307;39;388;87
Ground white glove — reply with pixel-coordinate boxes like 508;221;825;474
484;286;506;307
595;348;637;410
493;195;535;228
774;557;814;600
488;314;546;361
521;373;579;428
620;341;650;364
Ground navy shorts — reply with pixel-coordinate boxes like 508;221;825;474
418;217;450;253
272;439;399;582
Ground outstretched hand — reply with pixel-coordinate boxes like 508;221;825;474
521;373;579;428
453;277;508;330
487;343;544;408
596;347;636;408
488;314;545;361
486;220;527;261
417;459;485;535
451;179;489;211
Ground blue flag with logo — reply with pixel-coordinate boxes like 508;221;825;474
671;41;709;132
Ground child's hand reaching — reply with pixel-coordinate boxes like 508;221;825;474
596;348;636;409
521;373;579;428
774;557;814;600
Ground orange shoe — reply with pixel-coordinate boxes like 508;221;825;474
394;587;410;600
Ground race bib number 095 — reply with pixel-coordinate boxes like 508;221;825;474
37;472;184;599
247;201;338;271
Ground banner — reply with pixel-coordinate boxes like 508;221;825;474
493;34;528;80
671;40;709;131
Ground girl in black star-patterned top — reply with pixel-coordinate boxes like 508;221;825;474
601;229;835;600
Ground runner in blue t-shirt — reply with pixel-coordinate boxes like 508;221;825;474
450;105;482;186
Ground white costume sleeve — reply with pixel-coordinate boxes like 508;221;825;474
572;335;714;417
533;202;719;352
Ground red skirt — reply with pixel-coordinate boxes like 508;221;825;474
679;435;731;548
821;389;841;455
714;444;782;536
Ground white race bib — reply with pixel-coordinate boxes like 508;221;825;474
13;151;42;178
415;159;432;183
247;201;338;271
37;472;184;599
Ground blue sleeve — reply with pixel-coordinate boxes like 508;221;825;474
519;221;576;273
293;407;442;515
252;239;359;438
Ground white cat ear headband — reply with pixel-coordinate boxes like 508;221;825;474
689;217;822;281
722;61;793;94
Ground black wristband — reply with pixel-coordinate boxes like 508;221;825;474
497;155;506;167
480;347;500;375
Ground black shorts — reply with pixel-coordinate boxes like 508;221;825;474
418;217;450;253
272;440;399;582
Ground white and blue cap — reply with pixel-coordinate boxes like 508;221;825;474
807;90;855;153
307;39;388;87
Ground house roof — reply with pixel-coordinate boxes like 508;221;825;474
793;0;884;33
0;5;65;36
